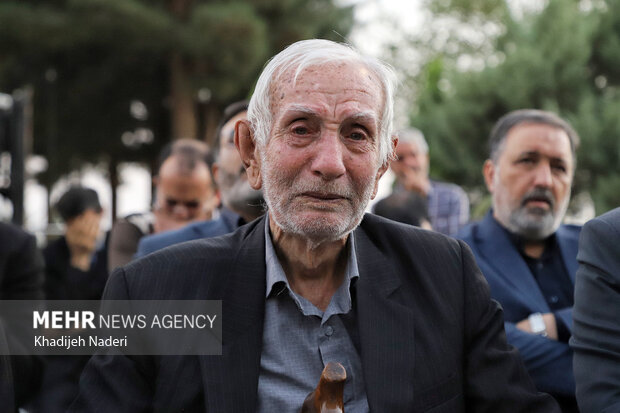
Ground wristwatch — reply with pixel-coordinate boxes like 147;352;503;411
528;312;548;337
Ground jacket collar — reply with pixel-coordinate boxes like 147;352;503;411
353;222;415;410
199;215;267;412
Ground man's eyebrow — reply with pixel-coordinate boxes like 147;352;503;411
347;112;379;126
517;150;539;157
281;107;378;122
518;150;570;162
281;105;318;118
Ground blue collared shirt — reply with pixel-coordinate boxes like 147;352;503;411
427;180;469;237
256;216;369;413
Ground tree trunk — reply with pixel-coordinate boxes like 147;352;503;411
108;159;118;220
169;53;197;140
168;0;196;140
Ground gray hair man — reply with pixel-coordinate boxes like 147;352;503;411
459;109;581;412
72;41;560;412
388;127;469;236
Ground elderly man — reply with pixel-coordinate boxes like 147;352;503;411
107;138;219;270
135;101;263;257
388;127;469;236
458;109;580;412
71;40;558;412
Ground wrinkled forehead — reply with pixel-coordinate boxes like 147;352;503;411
504;123;574;161
268;61;384;114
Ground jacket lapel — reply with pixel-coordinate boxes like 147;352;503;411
474;212;548;309
557;226;579;284
354;226;416;410
199;217;267;412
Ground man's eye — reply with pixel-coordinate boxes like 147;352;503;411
350;132;367;141
552;164;567;173
292;126;308;135
518;158;535;165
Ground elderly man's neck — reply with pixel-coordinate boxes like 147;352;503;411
269;216;348;311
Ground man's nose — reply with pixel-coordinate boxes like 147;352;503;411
533;163;553;188
172;204;192;220
405;155;419;169
311;132;346;180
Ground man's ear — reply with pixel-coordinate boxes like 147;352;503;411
211;163;222;198
211;163;219;184
370;162;389;200
482;159;495;193
204;191;220;217
235;120;262;189
370;137;397;200
207;163;222;201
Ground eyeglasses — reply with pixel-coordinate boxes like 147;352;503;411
164;199;201;210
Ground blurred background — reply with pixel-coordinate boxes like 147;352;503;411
1;0;618;240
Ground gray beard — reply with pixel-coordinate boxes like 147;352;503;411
507;207;557;240
224;182;264;219
505;196;569;241
261;153;374;245
220;178;264;220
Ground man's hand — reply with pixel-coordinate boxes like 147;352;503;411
395;167;430;196
516;313;558;340
66;209;102;271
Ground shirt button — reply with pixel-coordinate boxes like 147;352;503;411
537;262;544;270
550;296;559;304
325;326;334;336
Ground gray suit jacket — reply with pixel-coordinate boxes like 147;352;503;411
571;207;620;413
70;214;558;412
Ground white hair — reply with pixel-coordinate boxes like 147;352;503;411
248;39;398;165
396;128;428;154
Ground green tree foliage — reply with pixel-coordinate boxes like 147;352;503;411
409;0;620;214
0;0;353;189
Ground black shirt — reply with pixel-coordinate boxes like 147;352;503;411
504;228;573;342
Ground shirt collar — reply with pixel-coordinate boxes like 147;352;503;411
263;215;359;299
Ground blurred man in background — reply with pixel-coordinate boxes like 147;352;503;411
459;109;580;412
30;186;108;413
43;186;108;300
388;127;469;236
373;191;432;229
107;139;218;270
135;101;264;257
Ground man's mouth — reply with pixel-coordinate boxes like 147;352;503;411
301;192;347;201
522;195;553;209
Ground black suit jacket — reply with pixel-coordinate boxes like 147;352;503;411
571;207;620;413
27;236;110;413
0;222;44;413
71;214;558;412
